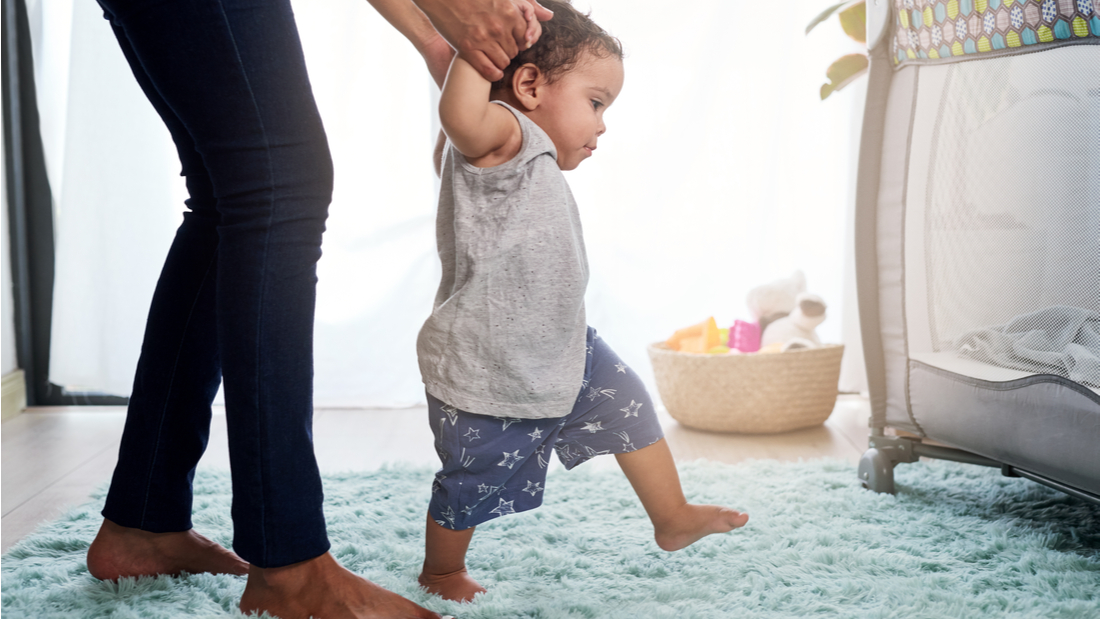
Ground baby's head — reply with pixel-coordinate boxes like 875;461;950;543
492;0;624;170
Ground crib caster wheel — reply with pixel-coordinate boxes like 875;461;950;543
858;447;895;494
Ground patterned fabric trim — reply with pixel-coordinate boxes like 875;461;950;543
892;0;1100;66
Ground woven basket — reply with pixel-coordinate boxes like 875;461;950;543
647;343;844;434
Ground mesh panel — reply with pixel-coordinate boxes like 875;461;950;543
920;46;1100;386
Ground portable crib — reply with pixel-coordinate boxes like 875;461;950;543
854;0;1100;504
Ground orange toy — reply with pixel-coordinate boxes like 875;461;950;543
666;317;722;353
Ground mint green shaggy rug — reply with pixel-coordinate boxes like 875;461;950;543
3;459;1098;619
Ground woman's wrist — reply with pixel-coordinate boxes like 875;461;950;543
418;32;455;89
412;28;446;55
366;0;443;58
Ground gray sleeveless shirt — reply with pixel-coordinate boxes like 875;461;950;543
417;101;589;419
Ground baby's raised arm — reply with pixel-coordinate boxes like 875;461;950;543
438;57;522;167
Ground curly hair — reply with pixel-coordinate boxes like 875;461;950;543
491;0;622;92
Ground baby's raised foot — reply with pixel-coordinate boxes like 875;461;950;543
654;504;748;552
418;567;486;603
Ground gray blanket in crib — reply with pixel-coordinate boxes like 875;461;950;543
955;305;1100;389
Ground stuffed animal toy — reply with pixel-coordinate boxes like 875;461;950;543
760;292;827;349
745;271;806;334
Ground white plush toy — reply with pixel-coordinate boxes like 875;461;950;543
746;270;806;324
760;292;827;350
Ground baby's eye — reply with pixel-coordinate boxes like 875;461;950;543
591;99;604;110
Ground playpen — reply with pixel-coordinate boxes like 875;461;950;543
854;0;1100;503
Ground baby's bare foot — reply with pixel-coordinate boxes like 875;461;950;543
654;504;749;552
418;567;486;603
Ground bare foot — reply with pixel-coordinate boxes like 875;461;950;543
240;551;443;619
418;567;487;603
653;504;749;552
86;518;248;581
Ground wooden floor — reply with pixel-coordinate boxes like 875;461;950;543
1;396;871;553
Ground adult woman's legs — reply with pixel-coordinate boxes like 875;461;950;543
88;2;444;616
95;0;332;569
87;2;247;581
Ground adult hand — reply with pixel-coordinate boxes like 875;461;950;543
414;0;554;82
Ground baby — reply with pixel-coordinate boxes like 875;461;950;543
416;0;748;603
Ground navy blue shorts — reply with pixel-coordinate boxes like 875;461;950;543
426;327;664;530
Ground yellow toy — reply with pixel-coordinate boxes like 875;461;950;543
666;317;722;353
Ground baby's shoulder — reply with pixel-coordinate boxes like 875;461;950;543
492;101;557;165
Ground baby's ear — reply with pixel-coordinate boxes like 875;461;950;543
512;63;545;111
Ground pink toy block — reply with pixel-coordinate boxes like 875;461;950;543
728;320;761;353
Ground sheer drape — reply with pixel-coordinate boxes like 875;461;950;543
32;0;867;406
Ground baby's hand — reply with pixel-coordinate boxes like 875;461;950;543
515;0;554;50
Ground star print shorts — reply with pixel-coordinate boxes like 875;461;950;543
426;327;664;530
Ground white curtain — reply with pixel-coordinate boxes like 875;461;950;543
32;0;868;407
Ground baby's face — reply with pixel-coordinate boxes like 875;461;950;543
530;52;624;171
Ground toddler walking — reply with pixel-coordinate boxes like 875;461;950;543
416;0;748;602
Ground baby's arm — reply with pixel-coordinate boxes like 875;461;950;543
439;57;522;168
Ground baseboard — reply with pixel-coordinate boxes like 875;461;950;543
2;369;27;421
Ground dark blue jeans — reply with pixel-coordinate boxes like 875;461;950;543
97;0;333;568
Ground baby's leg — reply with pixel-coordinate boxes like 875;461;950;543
569;330;747;550
616;438;748;551
418;512;486;603
420;393;557;602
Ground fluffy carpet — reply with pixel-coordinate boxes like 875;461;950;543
2;459;1098;618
